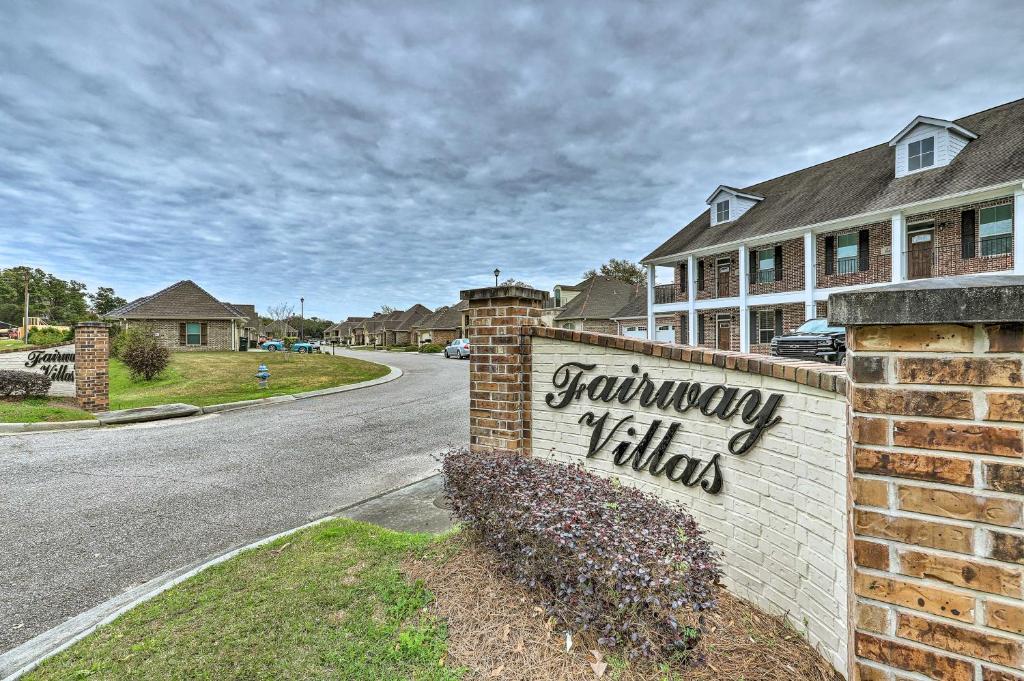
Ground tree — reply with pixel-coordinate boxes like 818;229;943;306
0;267;89;325
90;286;127;315
266;303;295;339
583;259;647;286
499;278;532;287
378;305;397;315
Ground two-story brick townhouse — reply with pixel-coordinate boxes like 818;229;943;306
641;97;1024;354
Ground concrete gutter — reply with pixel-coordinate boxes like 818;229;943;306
0;471;444;681
0;363;402;435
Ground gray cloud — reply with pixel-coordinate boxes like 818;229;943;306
2;0;1023;319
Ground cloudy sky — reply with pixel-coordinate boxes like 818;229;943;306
2;1;1023;320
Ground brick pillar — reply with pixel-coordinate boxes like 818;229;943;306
460;285;548;454
74;322;110;413
831;278;1024;681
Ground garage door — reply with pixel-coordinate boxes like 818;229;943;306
623;325;647;338
656;325;675;342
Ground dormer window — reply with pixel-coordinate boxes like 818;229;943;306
716;200;730;223
908;137;934;171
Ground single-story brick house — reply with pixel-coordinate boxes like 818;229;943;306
550;275;637;334
103;280;254;352
413;300;468;345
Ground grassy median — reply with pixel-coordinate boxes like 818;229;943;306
0;352;390;422
26;520;461;681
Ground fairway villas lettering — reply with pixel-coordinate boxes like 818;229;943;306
545;362;784;495
25;349;75;382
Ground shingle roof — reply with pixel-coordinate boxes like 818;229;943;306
610;287;647;319
416;300;468;330
104;280;243;320
260;320;298;336
555;276;637;321
230;304;258;326
644;97;1024;262
394;304;432;331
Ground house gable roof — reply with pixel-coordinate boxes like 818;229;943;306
644;97;1024;262
230;304;258;326
416;300;468;331
104;280;243;320
705;185;765;205
555;276;637;321
888;116;978;146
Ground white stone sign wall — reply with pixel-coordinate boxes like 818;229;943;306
530;336;849;674
0;343;76;396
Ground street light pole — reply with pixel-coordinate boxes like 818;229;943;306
300;297;305;341
493;268;500;287
22;269;30;346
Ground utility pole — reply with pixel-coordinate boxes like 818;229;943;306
300;297;305;341
22;269;30;346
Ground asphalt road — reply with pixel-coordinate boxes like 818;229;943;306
0;349;468;654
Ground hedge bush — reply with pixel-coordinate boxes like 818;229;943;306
442;449;720;658
116;326;170;381
418;343;444;353
0;369;52;397
28;326;72;345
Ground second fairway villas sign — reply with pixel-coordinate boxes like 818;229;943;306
545;362;783;495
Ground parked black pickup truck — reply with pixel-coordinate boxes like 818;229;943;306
769;318;846;365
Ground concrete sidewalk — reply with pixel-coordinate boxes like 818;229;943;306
342;474;453;534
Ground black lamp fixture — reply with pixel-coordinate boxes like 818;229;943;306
494;268;500;287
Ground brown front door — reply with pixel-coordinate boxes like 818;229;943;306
907;228;934;279
717;260;731;297
717;317;731;351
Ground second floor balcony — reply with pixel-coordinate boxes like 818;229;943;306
654;283;677;304
903;234;1013;280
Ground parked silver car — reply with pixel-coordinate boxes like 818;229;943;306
444;338;471;359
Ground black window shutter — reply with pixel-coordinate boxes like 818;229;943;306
680;262;687;292
824;235;835;275
697;315;705;344
961;209;976;259
749;309;758;344
858;229;870;272
178;323;186;345
200;322;208;346
697;260;705;290
748;250;757;277
774;245;783;282
774;309;784;337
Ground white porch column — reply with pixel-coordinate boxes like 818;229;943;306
687;255;698;345
1014;189;1024;274
738;244;750;353
891;211;906;283
803;230;816;319
646;264;656;340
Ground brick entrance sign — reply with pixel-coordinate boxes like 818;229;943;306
74;321;110;413
464;276;1024;680
832;278;1024;681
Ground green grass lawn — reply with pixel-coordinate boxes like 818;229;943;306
0;339;33;350
26;519;461;681
108;351;389;411
0;398;94;423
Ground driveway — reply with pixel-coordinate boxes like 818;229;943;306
0;350;468;654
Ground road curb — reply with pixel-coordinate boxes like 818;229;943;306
0;363;403;435
0;471;441;681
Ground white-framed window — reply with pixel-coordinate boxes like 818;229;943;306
185;322;202;346
716;199;730;222
908;136;935;172
564;322;575;330
837;232;859;274
757;309;775;344
980;205;1013;256
756;248;775;283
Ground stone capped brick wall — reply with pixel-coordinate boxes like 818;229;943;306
74;322;109;412
834;279;1024;681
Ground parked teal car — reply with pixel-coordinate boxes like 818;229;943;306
260;339;318;353
291;341;318;353
260;339;285;351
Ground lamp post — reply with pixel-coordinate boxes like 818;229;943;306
493;268;500;287
300;297;305;341
22;269;30;346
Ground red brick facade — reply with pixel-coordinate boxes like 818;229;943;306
748;237;805;295
816;219;893;289
74;322;110;413
904;197;1015;278
695;251;740;300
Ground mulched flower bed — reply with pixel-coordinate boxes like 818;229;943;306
405;537;840;681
